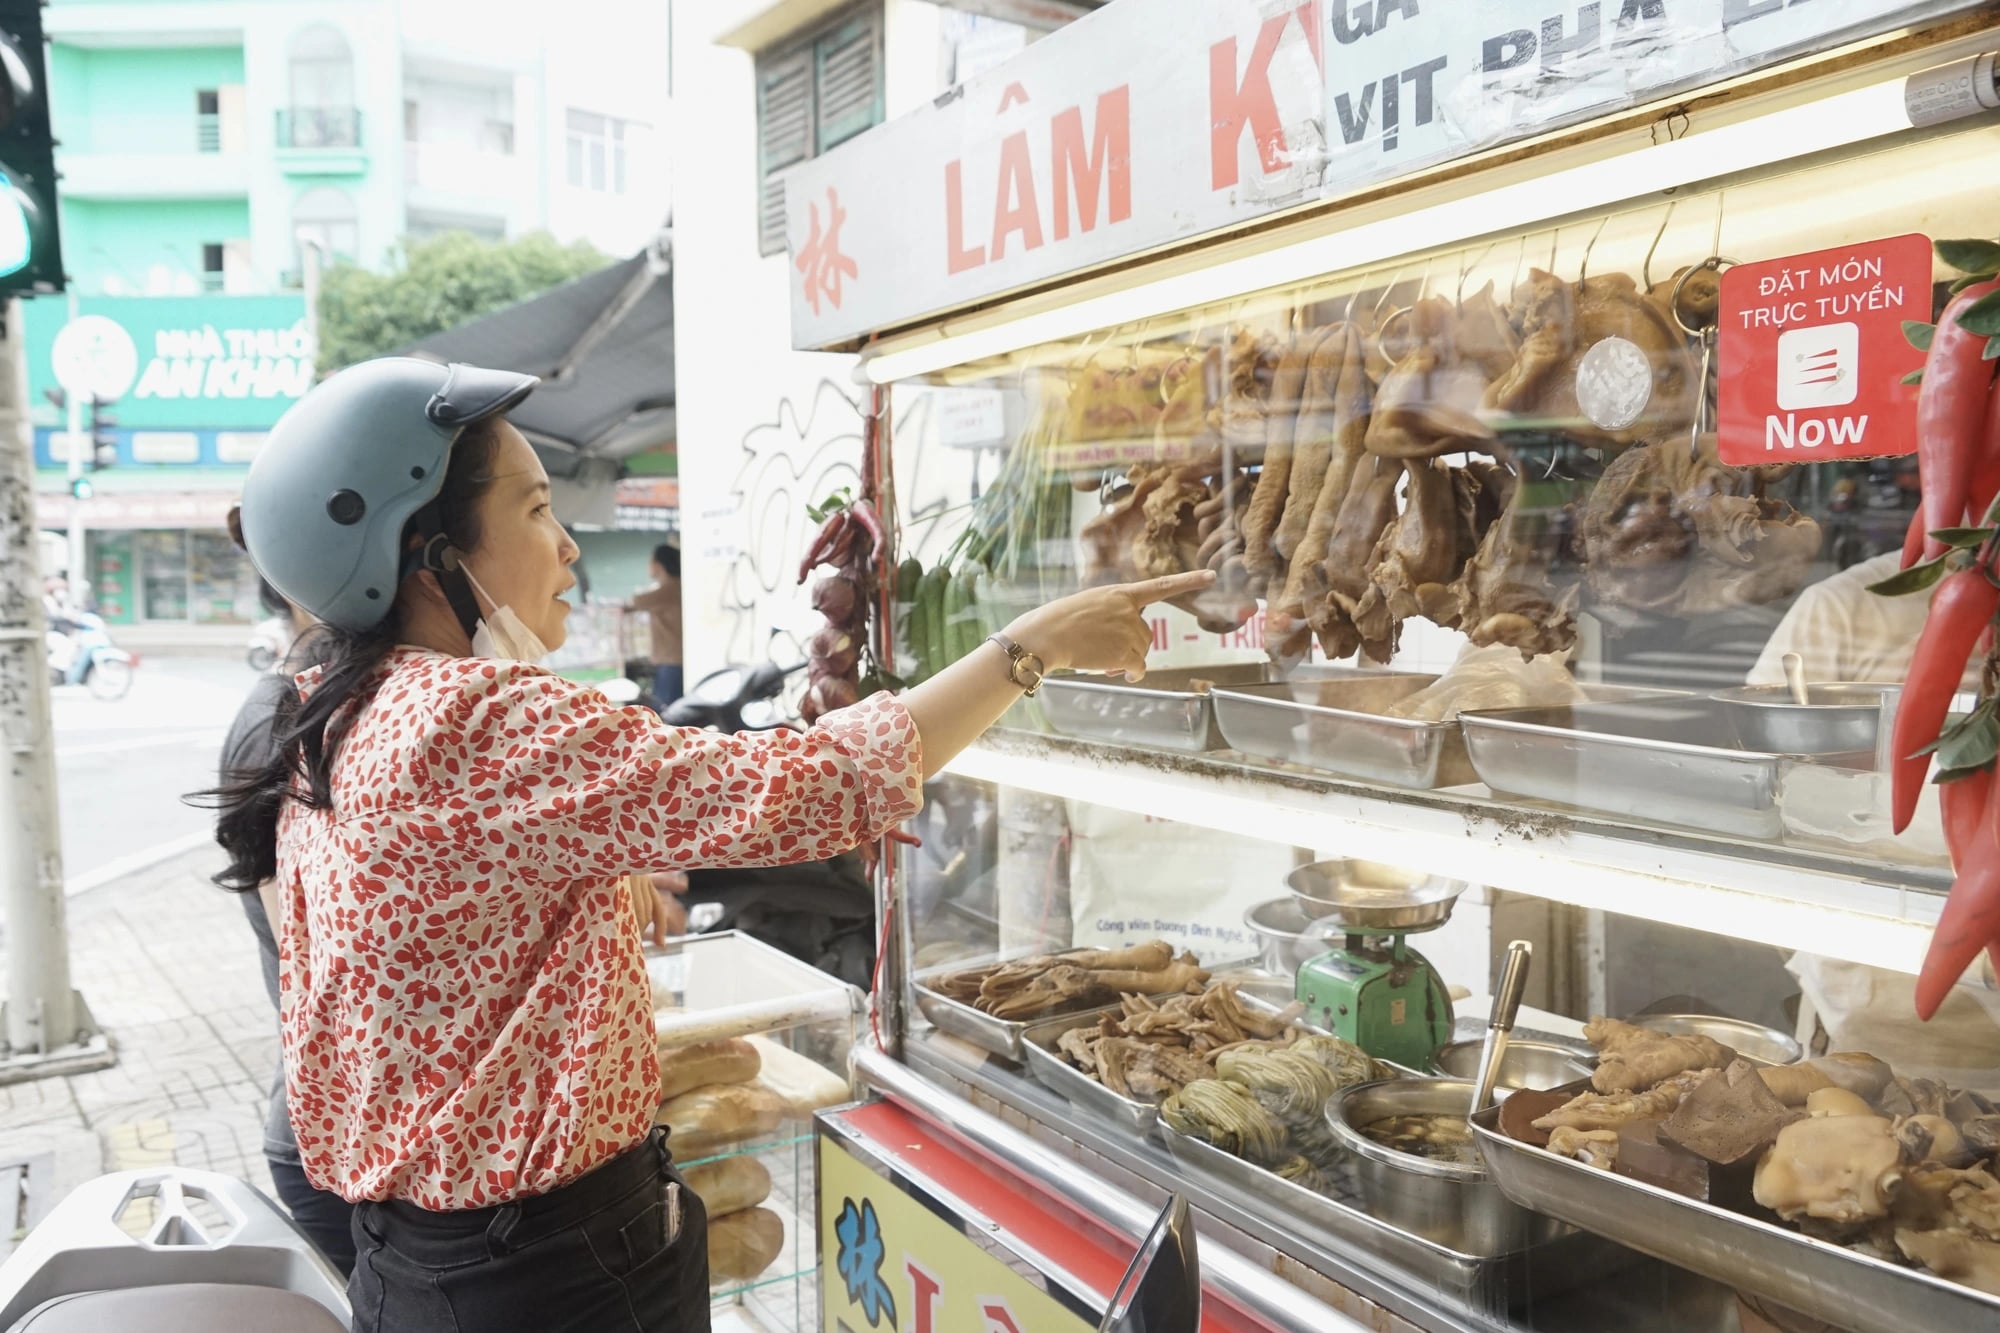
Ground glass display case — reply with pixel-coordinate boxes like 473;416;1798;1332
846;24;2000;1333
748;5;2000;1320
644;931;861;1332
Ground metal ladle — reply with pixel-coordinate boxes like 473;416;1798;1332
1781;652;1809;707
1469;940;1534;1115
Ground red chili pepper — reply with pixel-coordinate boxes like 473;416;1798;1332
1918;277;2000;560
1917;772;2000;1019
797;511;855;584
1975;370;2000;525
1940;767;1995;871
1892;565;2000;833
1902;505;1926;570
848;498;887;561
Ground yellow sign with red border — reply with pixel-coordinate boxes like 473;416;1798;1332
820;1133;1093;1333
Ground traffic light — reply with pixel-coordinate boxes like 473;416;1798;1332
67;475;89;500
87;393;114;470
0;1;61;294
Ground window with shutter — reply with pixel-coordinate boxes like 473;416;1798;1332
754;3;884;258
756;47;814;256
813;10;882;154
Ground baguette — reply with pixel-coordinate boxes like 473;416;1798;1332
746;1036;851;1120
657;1083;787;1157
681;1155;772;1218
658;1038;760;1102
708;1206;785;1283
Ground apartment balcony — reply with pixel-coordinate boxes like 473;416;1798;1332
275;108;367;176
59;114;248;201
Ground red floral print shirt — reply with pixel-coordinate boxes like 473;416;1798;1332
273;648;921;1210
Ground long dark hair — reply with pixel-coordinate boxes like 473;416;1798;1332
193;419;506;893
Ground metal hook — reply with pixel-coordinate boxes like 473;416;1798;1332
1667;254;1738;338
1547;226;1559;275
1372;265;1405;322
1578;214;1608;285
1460;239;1499;305
1642;198;1678;291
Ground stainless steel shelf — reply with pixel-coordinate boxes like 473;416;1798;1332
946;730;1954;976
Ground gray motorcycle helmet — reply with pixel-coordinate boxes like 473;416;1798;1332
240;358;538;632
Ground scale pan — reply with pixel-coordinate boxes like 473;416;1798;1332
1286;860;1466;932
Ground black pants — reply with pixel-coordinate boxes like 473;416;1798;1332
349;1129;710;1333
269;1156;358;1277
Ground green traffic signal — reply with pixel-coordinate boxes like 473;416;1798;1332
0;3;62;294
88;393;115;470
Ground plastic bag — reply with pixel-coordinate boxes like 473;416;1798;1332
1382;644;1586;722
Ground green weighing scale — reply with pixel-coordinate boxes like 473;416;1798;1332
1285;860;1466;1071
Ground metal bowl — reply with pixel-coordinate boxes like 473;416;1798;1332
1711;684;1892;756
1629;1012;1802;1066
1430;1039;1595;1094
1325;1077;1557;1253
1243;898;1341;976
1287;860;1467;932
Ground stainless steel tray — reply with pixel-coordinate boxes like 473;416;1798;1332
1020;1012;1160;1134
1471;1100;2000;1333
1460;696;1870;839
1212;669;1471;788
1157;1121;1566;1278
1213;672;1676;791
1039;663;1275;753
909;981;1108;1061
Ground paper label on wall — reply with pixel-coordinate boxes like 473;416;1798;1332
1716;234;1931;464
1067;803;1294;962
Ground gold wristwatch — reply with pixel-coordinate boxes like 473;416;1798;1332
987;632;1046;696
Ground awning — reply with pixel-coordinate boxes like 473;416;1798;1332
398;241;676;470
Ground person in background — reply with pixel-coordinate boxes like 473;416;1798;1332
1748;545;2000;1094
217;508;360;1273
628;542;683;704
1747;549;1936;688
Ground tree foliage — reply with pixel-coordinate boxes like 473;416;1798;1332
315;231;610;372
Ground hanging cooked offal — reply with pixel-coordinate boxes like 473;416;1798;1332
1580;436;1822;620
1439;462;1582;659
1481;270;1698;448
1266;324;1372;663
1363;294;1507;459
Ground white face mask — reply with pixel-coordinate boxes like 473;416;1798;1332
458;563;551;664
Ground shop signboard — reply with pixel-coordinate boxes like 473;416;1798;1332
1715;233;1932;464
819;1131;1094;1333
34;490;239;531
23;295;315;432
787;0;1975;350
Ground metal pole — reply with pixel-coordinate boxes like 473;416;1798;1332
0;297;81;1056
62;289;81;594
298;234;324;355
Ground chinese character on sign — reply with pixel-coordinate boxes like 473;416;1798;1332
796;187;859;316
834;1196;896;1328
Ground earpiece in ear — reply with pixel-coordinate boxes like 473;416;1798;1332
420;534;465;574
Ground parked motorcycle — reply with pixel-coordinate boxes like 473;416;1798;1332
0;1166;350;1329
45;610;135;701
246;615;294;672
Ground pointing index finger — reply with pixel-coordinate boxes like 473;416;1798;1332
1121;569;1217;607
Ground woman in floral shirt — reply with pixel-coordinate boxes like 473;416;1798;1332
206;358;1206;1333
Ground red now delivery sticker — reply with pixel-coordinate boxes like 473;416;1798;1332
1717;234;1932;465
